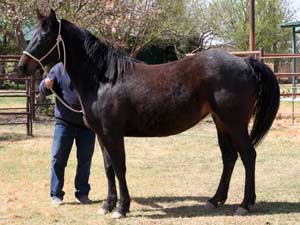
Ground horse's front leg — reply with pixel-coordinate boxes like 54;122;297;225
100;134;130;218
98;137;118;215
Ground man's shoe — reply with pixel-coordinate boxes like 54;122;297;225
51;196;64;206
77;195;92;204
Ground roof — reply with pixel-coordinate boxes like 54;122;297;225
280;21;300;33
281;21;300;28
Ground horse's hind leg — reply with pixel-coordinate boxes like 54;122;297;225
207;115;238;209
229;127;256;215
98;137;118;215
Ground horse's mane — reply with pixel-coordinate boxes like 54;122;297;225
81;28;139;84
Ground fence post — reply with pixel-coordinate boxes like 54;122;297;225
31;75;36;121
26;79;30;135
259;47;264;63
27;76;33;136
292;81;295;125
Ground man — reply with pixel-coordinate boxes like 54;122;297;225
39;62;95;206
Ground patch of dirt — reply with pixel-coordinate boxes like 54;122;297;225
270;119;300;138
0;114;54;125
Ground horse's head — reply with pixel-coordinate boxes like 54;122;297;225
18;7;61;76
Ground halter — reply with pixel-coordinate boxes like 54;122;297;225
23;19;82;114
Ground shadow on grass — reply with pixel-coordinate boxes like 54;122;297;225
133;196;300;218
134;196;209;209
64;199;102;205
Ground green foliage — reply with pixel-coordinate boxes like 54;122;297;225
0;0;36;52
38;103;54;116
51;0;203;56
0;0;212;56
255;0;294;52
35;94;54;116
0;43;19;55
209;0;296;52
0;81;26;90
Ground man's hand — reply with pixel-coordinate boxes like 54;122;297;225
44;78;53;89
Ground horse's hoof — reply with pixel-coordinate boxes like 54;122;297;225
111;211;125;219
98;207;109;215
205;201;217;210
234;207;249;216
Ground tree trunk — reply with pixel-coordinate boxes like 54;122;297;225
15;22;27;53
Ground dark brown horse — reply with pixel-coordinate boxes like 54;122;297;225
18;9;280;218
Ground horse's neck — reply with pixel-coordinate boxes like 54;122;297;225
61;23;100;110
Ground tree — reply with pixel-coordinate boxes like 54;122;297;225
52;0;206;56
209;0;296;52
0;0;35;54
173;0;215;55
0;0;214;57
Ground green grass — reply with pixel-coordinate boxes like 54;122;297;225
0;97;26;108
0;119;299;225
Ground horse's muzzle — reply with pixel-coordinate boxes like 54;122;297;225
17;54;39;76
17;63;27;76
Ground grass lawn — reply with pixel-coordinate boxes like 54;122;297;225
0;116;299;225
0;96;26;108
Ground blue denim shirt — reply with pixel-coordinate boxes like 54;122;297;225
39;63;85;126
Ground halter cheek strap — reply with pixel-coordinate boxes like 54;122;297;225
22;19;82;114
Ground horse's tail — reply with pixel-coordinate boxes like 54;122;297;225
245;57;280;147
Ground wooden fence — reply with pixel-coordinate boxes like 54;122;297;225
0;55;34;136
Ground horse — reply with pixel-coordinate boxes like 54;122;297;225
18;9;280;218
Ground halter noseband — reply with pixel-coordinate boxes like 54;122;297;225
22;18;82;113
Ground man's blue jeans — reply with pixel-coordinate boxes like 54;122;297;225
50;119;95;199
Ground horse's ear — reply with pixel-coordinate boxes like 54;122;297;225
36;0;51;20
49;9;57;22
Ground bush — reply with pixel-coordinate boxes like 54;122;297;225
0;43;19;55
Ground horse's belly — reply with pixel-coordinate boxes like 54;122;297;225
125;103;210;137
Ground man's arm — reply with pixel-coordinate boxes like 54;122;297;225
39;77;55;96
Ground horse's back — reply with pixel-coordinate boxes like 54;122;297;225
104;49;257;137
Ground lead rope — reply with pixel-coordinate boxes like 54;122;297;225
23;19;82;114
